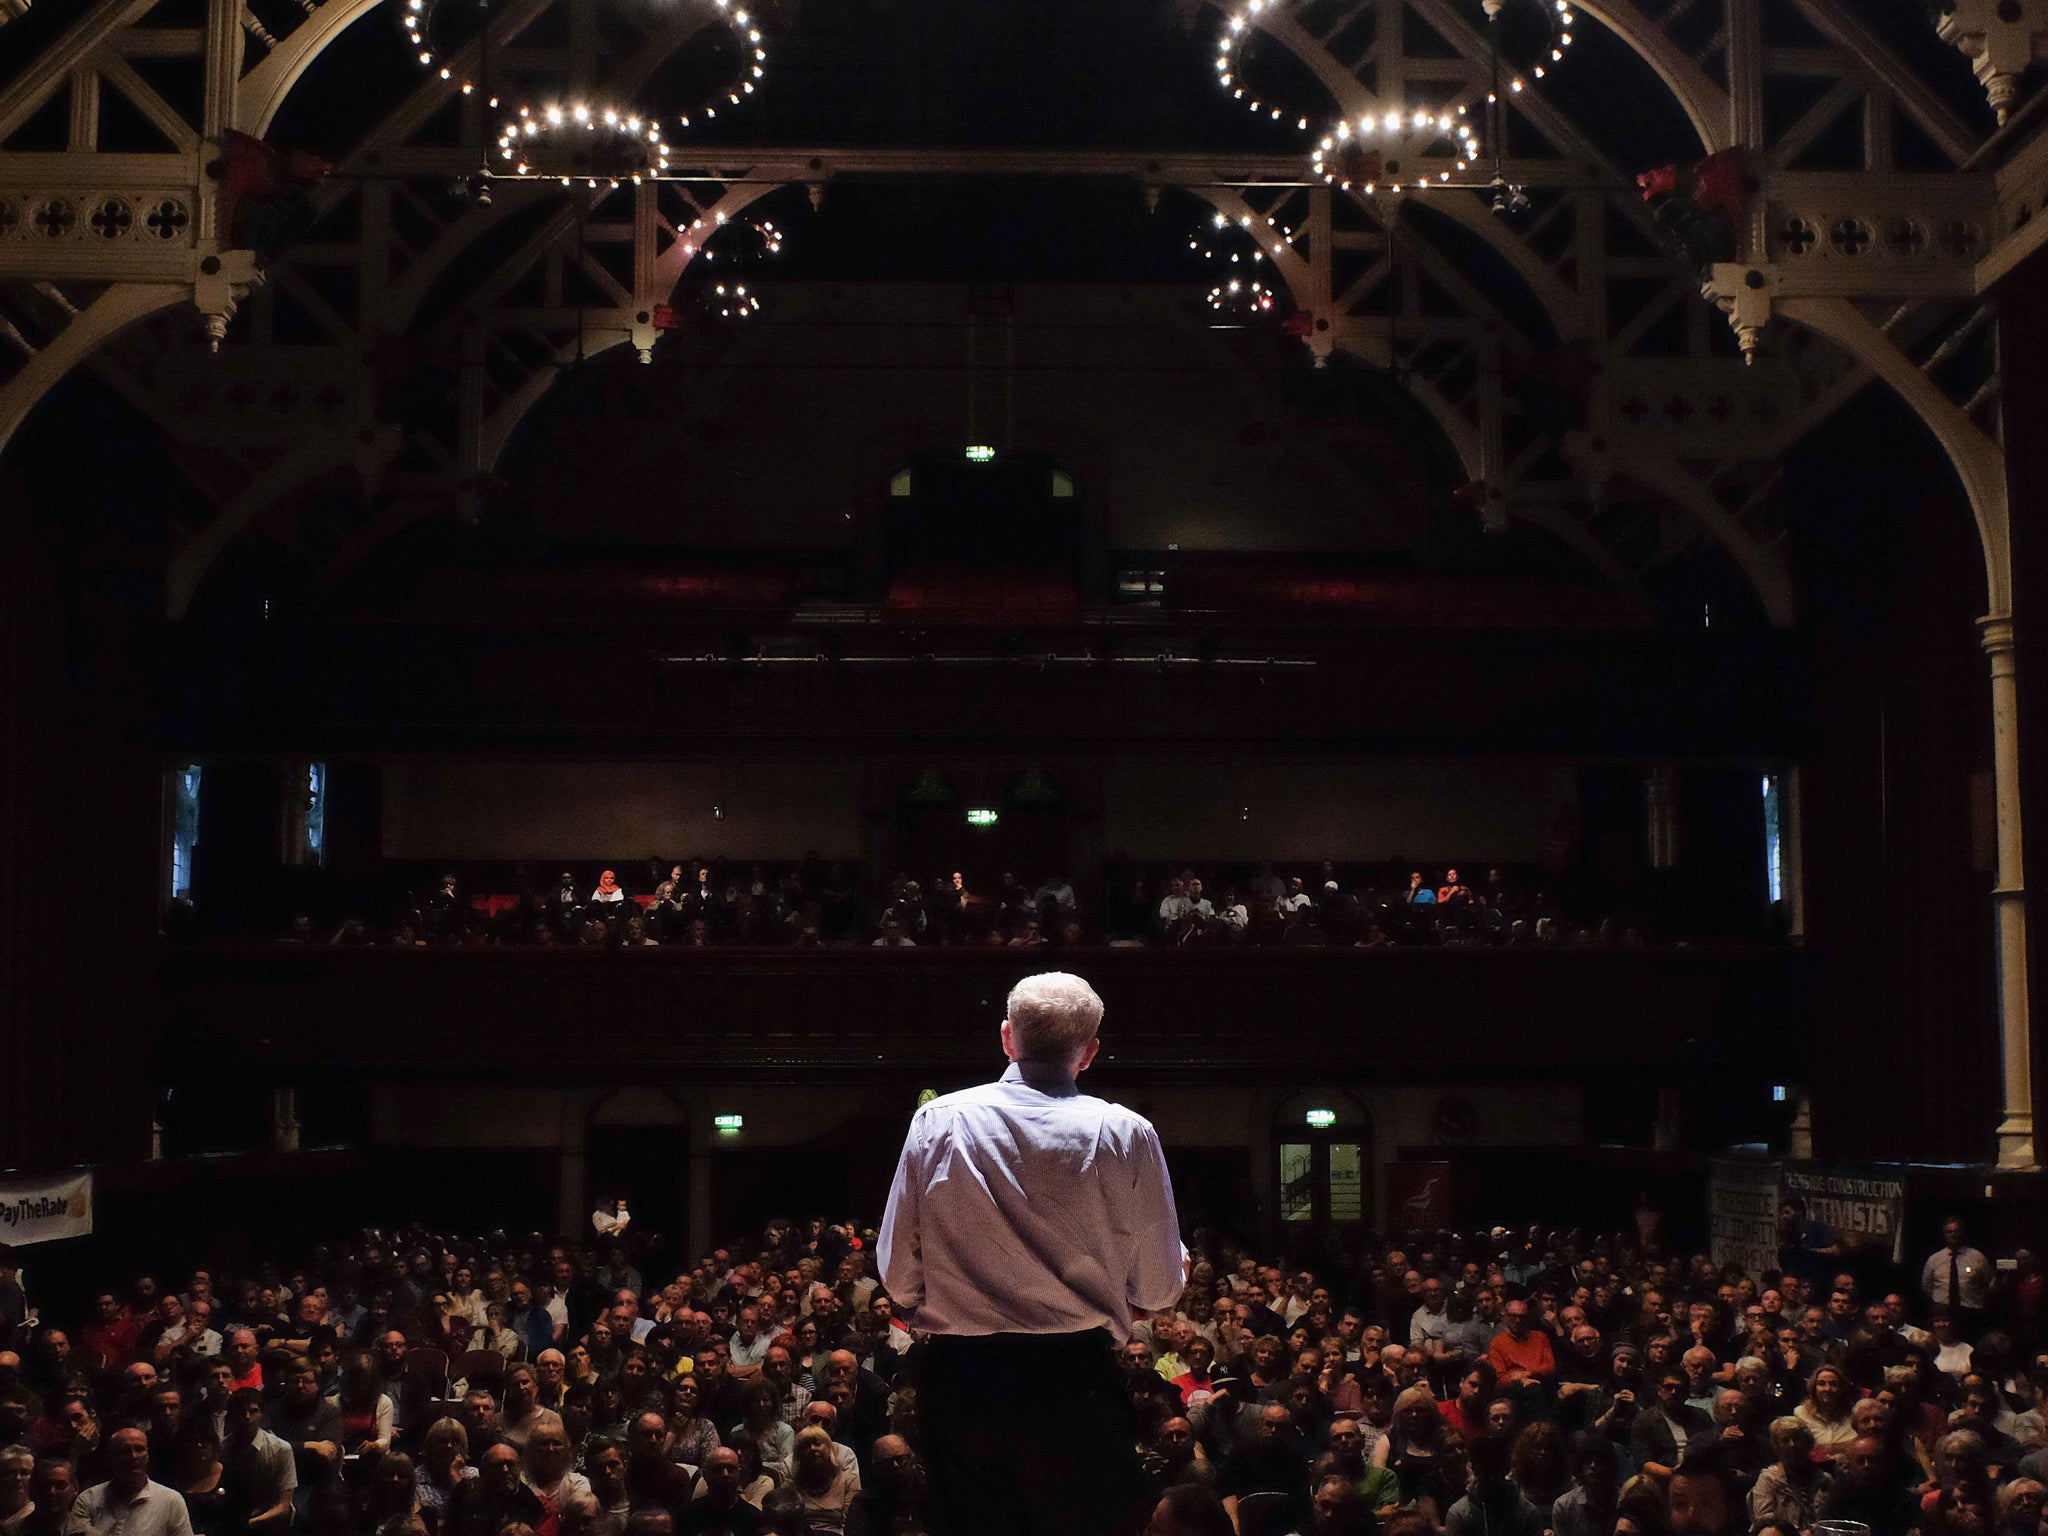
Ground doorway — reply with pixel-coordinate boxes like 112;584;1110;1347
1271;1091;1374;1231
586;1090;690;1246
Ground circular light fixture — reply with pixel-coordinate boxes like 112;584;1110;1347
494;103;671;184
674;211;783;263
1188;207;1302;267
713;282;761;317
1310;108;1481;193
1208;277;1277;314
1213;0;1312;132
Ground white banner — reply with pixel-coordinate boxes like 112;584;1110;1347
1708;1157;1781;1279
0;1173;93;1247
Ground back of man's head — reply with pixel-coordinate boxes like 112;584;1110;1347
1470;1433;1513;1487
1005;972;1103;1063
1148;1484;1236;1536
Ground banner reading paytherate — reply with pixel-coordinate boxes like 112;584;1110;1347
0;1172;94;1247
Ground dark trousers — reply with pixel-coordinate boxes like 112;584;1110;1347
919;1329;1152;1536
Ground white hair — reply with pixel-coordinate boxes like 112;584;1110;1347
1005;971;1104;1062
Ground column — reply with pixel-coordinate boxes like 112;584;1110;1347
270;1086;301;1154
1980;615;2038;1169
1651;1087;1684;1153
1783;766;1806;940
1787;1089;1813;1160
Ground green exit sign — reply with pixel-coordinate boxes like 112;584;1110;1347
966;808;999;827
1306;1108;1337;1128
713;1113;744;1131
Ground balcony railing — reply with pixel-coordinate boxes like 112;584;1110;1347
160;945;1808;1084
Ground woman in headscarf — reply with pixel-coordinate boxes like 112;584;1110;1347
589;871;625;906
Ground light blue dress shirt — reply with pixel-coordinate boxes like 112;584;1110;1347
879;1060;1186;1343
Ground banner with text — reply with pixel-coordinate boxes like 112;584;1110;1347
0;1172;93;1247
1780;1161;1907;1264
1708;1157;1782;1278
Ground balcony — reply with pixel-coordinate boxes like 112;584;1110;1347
160;944;1808;1086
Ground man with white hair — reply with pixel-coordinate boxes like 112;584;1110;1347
879;970;1185;1536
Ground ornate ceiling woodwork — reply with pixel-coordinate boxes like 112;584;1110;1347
0;0;2034;622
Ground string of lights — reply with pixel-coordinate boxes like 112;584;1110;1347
670;0;768;131
1213;0;1312;132
406;0;765;132
1481;0;1577;94
400;0;489;98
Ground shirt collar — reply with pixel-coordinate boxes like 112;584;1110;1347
1000;1060;1080;1098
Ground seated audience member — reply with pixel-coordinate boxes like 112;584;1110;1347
787;1427;856;1533
1669;1443;1748;1536
412;1419;475;1531
1995;1479;2044;1536
1144;1483;1235;1536
0;1445;32;1536
675;1448;756;1536
1446;1433;1543;1536
68;1429;189;1536
1304;1473;1379;1536
1793;1366;1857;1458
1635;1369;1716;1482
1746;1417;1828;1534
622;1414;694;1517
223;1388;296;1534
20;1457;77;1536
1220;1403;1310;1532
1817;1434;1923;1536
1549;1434;1620;1536
266;1361;343;1501
1509;1421;1572;1512
442;1445;544;1536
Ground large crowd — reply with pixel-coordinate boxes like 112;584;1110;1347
235;860;1665;951
0;1209;2041;1536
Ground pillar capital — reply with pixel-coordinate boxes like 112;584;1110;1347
1981;611;2018;659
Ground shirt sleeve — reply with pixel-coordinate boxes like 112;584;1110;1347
166;1492;195;1536
1120;1122;1187;1314
877;1112;926;1318
271;1439;299;1497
